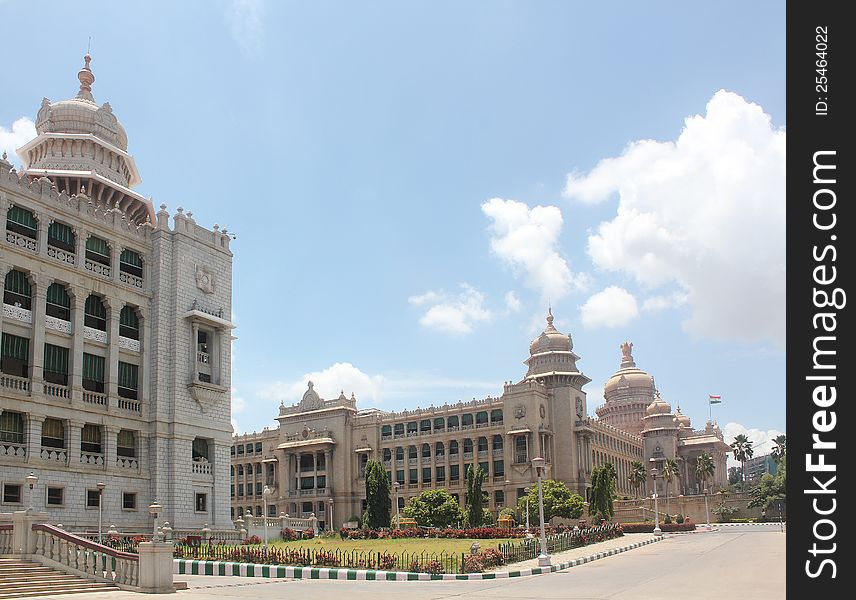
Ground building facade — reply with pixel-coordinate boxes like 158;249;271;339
0;56;234;532
743;453;778;484
231;312;729;530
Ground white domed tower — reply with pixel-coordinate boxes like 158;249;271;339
16;54;154;224
597;342;655;436
524;308;589;390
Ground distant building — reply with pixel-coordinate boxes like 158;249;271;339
1;55;234;533
743;453;778;483
231;314;730;529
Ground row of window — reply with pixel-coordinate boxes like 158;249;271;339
593;431;642;457
380;410;504;438
5;269;141;338
0;412;139;456
382;436;506;461
1;332;139;396
1;481;138;510
231;441;264;456
388;460;505;485
7;204;144;278
231;462;275;477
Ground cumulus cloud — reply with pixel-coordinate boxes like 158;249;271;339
564;90;785;346
580;286;639;328
642;292;689;312
408;284;492;334
481;198;589;302
504;291;522;314
721;422;785;467
0;117;36;163
225;0;266;59
258;362;385;406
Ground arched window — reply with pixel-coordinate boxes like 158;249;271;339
84;294;107;331
381;425;392;439
406;422;418;435
119;306;140;340
117;429;136;458
81;424;102;454
420;419;431;433
46;283;71;321
449;440;459;456
7;205;37;240
435;442;445;457
4;269;31;309
47;221;75;252
85;235;110;266
463;438;473;454
433;417;445;432
408;445;418;459
394;423;404;436
477;436;488;452
476;411;488;425
422;443;431;459
461;414;474;427
120;248;143;278
383;448;392;462
448;416;459;430
492;435;503;451
237;465;244;476
490;409;503;424
395;447;404;461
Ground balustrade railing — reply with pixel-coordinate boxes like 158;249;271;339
32;523;139;588
6;230;38;252
118;397;141;413
1;373;31;392
85;259;111;278
43;382;71;399
83;390;107;406
0;523;12;554
80;452;104;466
192;460;212;475
1;442;26;458
47;245;76;265
41;447;68;462
119;272;144;289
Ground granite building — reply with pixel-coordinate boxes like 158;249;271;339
0;55;234;533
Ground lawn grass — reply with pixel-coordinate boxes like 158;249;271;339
263;536;518;555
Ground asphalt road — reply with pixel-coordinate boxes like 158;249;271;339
56;528;786;600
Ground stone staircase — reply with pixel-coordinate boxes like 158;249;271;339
0;558;119;598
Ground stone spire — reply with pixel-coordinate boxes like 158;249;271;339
545;307;557;332
77;53;95;102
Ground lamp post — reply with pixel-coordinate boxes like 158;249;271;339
650;468;661;534
262;485;272;551
523;486;533;538
149;501;163;542
202;523;211;550
703;486;711;530
96;482;106;543
25;472;38;513
328;499;334;532
531;457;550;567
392;481;400;529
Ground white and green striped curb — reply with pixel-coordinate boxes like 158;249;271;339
174;535;662;582
717;522;784;527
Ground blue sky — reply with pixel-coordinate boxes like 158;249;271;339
0;1;785;457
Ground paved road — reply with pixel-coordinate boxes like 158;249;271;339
58;529;786;600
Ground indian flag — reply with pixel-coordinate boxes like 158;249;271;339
709;395;722;404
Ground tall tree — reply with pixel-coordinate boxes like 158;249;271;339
588;463;617;520
771;435;786;464
748;455;786;513
403;489;462;528
465;465;486;528
695;453;716;496
363;460;391;529
661;459;680;516
628;460;647;499
730;434;754;484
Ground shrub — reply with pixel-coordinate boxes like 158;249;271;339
242;535;261;545
619;522;696;533
676;514;685;524
663;514;673;524
378;554;397;571
410;559;444;574
302;528;315;539
281;528;300;541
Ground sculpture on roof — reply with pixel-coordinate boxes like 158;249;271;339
621;341;633;363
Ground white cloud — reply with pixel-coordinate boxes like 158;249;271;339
481;198;588;302
721;422;785;467
0;117;36;163
225;0;266;59
504;291;521;314
409;284;492;334
564;90;785;346
642;292;689;312
580;286;639;329
258;362;385;406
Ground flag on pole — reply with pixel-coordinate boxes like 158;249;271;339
709;395;722;404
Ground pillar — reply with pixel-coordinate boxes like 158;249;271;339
69;287;85;403
26;414;45;463
28;276;48;386
106;297;120;406
67;420;84;467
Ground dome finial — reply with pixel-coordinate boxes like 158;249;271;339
620;341;636;368
545;306;556;331
77;53;96;101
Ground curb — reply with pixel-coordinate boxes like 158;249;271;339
174;535;663;582
716;522;784;527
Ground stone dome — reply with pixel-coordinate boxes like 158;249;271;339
604;342;654;397
646;393;672;416
675;407;691;428
35;54;129;151
529;308;572;355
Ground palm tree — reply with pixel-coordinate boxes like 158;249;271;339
696;453;716;526
730;434;755;484
628;460;647;499
661;459;680;517
771;435;786;463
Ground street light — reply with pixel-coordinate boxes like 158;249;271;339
262;485;272;551
25;472;38;513
96;482;106;543
328;499;334;532
392;481;400;529
523;486;533;537
149;501;163;542
531;457;550;567
650;468;661;534
703;486;711;530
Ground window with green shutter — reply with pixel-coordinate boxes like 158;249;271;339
119;248;143;277
41;418;65;449
0;333;29;377
6;205;37;239
81;423;102;454
85;235;110;265
43;344;69;386
82;353;105;393
117;429;136;457
118;361;138;399
0;411;24;444
84;295;107;331
3;269;32;309
119;306;139;340
45;283;71;321
47;221;75;252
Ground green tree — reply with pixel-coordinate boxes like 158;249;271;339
695;453;716;495
402;488;462;528
771;435;786;464
728;466;743;487
628;461;647;499
362;460;391;529
749;455;786;513
516;480;585;523
730;434;754;484
661;459;680;516
464;465;486;528
589;463;617;520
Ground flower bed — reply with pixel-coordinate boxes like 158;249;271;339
619;522;696;533
340;526;527;540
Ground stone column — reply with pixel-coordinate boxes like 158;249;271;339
139;307;150;411
109;241;120;282
190;321;199;383
36;217;49;257
69;286;85;403
67;420;84;467
106;297;121;407
26;414;45;464
73;227;86;272
28;276;49;387
105;425;120;471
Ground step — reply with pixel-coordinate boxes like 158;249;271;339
0;581;116;591
0;587;119;598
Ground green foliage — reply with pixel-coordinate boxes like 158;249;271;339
748;455;786;512
402;488;463;528
675;514;685;524
465;465;486;528
498;507;517;522
695;453;716;493
363;460;391;530
516;480;585;523
663;513;672;524
728;466;743;486
730;434;755;483
771;434;787;464
589;463;617;519
628;460;647;498
713;502;739;522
